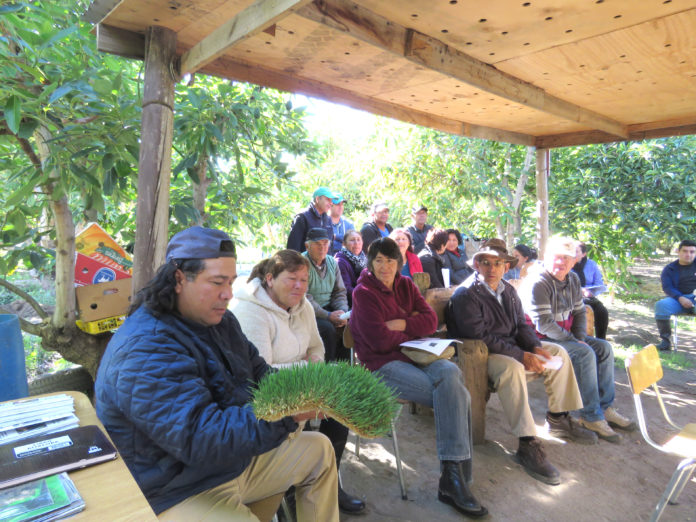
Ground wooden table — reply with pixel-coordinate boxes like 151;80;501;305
9;391;158;521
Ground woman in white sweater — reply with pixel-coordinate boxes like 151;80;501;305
232;250;366;515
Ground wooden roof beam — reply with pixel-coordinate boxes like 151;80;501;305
201;56;536;146
535;121;696;149
298;0;629;139
179;0;313;77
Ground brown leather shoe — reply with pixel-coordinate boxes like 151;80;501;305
514;438;561;485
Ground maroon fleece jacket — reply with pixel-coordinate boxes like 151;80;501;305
350;268;438;371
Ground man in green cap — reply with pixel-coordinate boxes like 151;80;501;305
287;187;336;252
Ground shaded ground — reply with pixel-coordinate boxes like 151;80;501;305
339;259;696;521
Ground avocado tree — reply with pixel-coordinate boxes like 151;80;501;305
0;1;316;376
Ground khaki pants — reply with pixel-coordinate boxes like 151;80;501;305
158;431;338;522
487;342;583;437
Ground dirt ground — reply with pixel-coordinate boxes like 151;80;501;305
338;260;696;521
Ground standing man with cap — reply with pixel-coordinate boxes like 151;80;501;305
654;239;696;350
448;239;595;486
287;187;335;252
407;205;434;253
329;193;354;255
303;228;350;362
95;226;338;521
519;236;636;443
360;201;393;253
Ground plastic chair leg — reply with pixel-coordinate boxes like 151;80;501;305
651;458;696;521
672;316;679;351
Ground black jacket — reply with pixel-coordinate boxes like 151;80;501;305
418;246;445;288
360;221;393;253
287;204;333;252
446;274;541;363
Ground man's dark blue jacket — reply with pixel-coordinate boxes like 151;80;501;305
95;306;297;513
286;204;333;252
661;259;696;299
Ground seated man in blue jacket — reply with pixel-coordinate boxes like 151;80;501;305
447;239;593;486
655;239;696;350
95;226;338;521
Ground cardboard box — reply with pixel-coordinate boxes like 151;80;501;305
75;223;132;274
74;253;131;286
76;278;132;322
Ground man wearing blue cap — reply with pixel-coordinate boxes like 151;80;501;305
328;193;354;255
95;226;338;521
287;187;335;253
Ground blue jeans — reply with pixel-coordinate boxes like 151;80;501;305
554;336;615;422
375;359;472;469
654;294;696;320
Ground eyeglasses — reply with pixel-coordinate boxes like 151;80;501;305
479;259;507;268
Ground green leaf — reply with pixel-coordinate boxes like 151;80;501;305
9;209;27;235
70;164;101;187
0;4;28;14
17;118;39;139
92;78;112;96
48;83;74;104
6;178;37;207
101;153;115;171
40;25;78;49
4;95;21;134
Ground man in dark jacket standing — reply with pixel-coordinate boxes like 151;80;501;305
95;226;338;521
447;239;591;486
654;239;696;350
287;187;336;252
407;204;433;253
360;201;393;253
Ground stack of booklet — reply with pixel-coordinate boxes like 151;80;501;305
0;473;84;521
0;395;79;446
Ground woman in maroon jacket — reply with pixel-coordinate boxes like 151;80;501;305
350;238;488;519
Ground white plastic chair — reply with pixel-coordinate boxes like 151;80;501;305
624;344;696;521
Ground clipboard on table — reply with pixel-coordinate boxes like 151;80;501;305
0;425;118;489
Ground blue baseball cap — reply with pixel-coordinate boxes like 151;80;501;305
166;226;236;261
331;193;346;204
313;187;336;200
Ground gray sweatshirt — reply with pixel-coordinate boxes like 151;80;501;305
518;264;587;342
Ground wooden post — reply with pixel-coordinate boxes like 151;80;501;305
535;148;550;258
133;26;177;292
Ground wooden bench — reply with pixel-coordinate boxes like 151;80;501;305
424;288;488;444
424;287;596;445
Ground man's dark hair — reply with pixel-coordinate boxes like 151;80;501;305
678;239;696;250
446;229;463;246
367;237;404;273
578;242;588;255
128;259;206;316
425;228;449;251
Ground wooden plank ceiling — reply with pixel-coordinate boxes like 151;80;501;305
85;0;696;147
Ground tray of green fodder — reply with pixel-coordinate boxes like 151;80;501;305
252;362;400;439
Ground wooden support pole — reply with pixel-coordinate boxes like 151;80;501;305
535;148;550;258
133;26;177;293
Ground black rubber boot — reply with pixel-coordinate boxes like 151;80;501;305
656;319;672;351
438;460;488;518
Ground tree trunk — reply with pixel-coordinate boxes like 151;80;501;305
34;125;76;329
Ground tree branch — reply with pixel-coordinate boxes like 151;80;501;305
0;278;49;319
0;306;44;335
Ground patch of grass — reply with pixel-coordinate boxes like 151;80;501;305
614;344;693;371
619;292;656;304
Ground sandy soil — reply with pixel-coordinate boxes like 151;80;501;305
339;260;696;521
